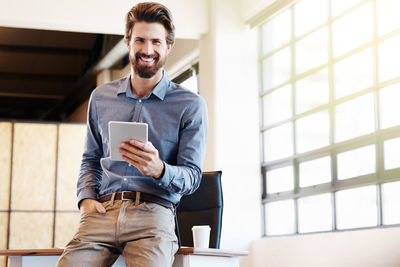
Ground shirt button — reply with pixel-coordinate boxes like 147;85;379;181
124;178;127;181
158;183;162;186
138;99;142;103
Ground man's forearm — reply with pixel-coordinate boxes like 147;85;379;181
155;162;202;195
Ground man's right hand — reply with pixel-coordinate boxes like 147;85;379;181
80;199;106;215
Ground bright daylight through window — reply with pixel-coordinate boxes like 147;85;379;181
259;0;400;236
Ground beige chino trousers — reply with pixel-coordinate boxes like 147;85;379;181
57;199;178;267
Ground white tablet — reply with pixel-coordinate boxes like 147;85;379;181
108;121;148;161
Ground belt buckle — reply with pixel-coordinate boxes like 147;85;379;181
121;191;130;201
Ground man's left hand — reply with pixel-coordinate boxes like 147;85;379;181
119;140;164;179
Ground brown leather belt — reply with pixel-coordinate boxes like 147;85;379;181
98;191;174;209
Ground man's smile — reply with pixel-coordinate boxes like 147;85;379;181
138;54;157;66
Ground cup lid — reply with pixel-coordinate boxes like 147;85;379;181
192;225;211;230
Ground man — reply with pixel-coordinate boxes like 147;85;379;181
57;2;208;266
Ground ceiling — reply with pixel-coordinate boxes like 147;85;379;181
0;26;124;121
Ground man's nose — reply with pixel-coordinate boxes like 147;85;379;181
142;41;154;55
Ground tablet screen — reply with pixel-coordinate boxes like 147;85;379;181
108;121;148;161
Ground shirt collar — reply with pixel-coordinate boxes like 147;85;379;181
117;70;170;100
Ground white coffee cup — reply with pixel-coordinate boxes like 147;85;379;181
192;225;211;248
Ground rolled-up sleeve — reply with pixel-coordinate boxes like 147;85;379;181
154;96;208;195
77;92;103;207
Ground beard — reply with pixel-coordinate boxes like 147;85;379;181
130;51;166;78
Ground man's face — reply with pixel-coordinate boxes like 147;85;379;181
127;22;172;78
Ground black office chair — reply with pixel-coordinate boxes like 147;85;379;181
175;171;223;248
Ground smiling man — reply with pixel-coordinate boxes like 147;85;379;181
56;2;208;267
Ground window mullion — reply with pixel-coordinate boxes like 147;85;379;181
327;0;338;231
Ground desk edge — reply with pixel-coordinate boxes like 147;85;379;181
0;248;249;257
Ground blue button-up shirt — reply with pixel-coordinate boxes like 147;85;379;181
77;71;208;206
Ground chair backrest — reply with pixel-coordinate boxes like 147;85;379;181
175;171;223;248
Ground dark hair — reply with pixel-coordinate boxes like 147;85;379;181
125;2;175;45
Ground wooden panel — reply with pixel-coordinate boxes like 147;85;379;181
0;212;7;267
11;123;57;210
9;212;53;249
56;124;86;210
0;213;8;267
0;256;5;267
0;123;11;267
0;122;12;210
0;212;8;249
54;212;80;248
0;212;8;267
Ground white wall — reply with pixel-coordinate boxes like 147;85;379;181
250;227;400;267
0;0;208;39
239;0;277;21
199;1;261;266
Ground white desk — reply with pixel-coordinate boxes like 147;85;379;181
0;248;248;267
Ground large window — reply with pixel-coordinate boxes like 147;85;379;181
260;0;400;236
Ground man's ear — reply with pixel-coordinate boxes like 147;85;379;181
125;39;130;49
166;43;174;55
